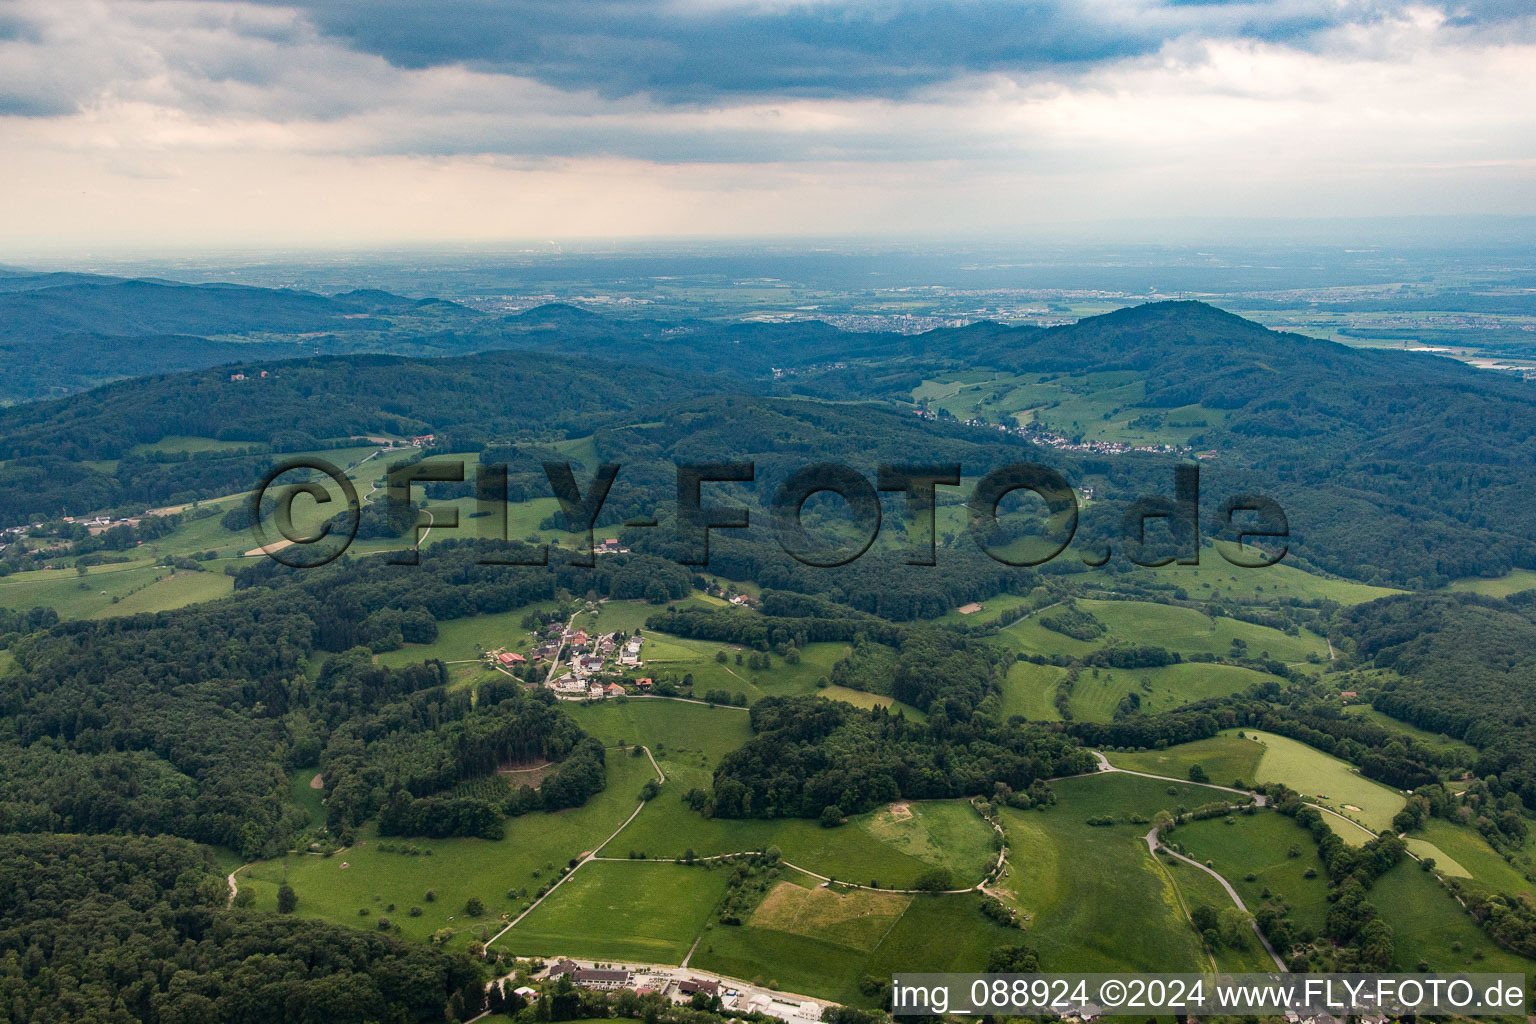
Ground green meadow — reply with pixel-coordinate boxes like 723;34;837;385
609;791;996;891
995;773;1238;972
1139;556;1400;607
501;860;733;963
1341;703;1477;757
1447;568;1536;599
572;698;995;888
1407;819;1532;894
1107;734;1267;787
1157;854;1276;972
994;597;1328;669
1370;860;1536;974
1172;810;1332;938
238;751;659;948
1078;600;1328;664
1243;730;1405;834
1068;662;1283;722
568;699;754;766
0;559;230;620
999;660;1067;721
692;890;1021;1006
818;685;928;721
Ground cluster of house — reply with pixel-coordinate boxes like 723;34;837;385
540;960;825;1024
595;538;630;555
497;620;648;700
912;406;1218;460
55;514;146;536
227;370;271;382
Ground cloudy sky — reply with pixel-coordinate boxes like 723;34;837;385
0;0;1532;247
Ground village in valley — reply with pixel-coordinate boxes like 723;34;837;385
485;552;759;703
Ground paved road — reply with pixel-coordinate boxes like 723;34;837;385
1144;825;1287;971
1089;750;1268;806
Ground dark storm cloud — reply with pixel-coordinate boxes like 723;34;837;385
252;0;1401;101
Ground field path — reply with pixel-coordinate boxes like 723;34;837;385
998;599;1064;630
1145;826;1287;971
225;862;252;907
487;745;666;948
1086;750;1268;807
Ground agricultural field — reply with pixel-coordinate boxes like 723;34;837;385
132;435;285;456
817;685;927;721
501;860;733;963
1067;662;1283;723
568;699;755;767
1243;730;1405;835
287;768;327;830
1078;600;1328;664
374;604;562;669
1107;734;1267;788
1141;555;1401;606
996;614;1099;660
236;751;659;948
1405;819;1532;894
0;559;229;620
923;591;1043;627
691;886;1021;1006
1369;860;1536;974
1341;703;1478;757
1447;568;1536;599
572;698;995;889
993;773;1234;972
1172;809;1332;938
1157;854;1277;972
611;793;997;891
994;597;1329;669
631;632;849;705
913;370;1227;447
999;660;1067;721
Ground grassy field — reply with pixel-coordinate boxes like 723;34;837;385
996;615;1099;660
1068;662;1283;723
999;661;1067;721
238;751;658;948
1172;809;1332;938
1157;854;1276;972
288;768;327;829
749;879;909;951
818;685;927;721
994;598;1329;670
993;773;1234;972
1409;819;1532;894
375;604;561;668
633;632;849;705
692;889;1022;1005
1370;859;1536;974
571;698;994;889
1107;734;1267;787
1243;730;1405;834
0;559;228;620
501;860;733;963
1341;704;1478;757
1136;556;1400;606
131;435;270;456
568;699;754;767
1447;569;1536;598
1079;600;1328;664
611;795;997;890
0;650;12;677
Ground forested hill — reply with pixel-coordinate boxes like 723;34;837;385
4;296;1536;584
